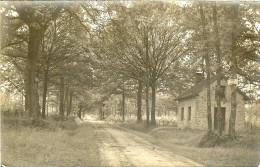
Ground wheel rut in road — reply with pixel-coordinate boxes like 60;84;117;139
93;124;134;166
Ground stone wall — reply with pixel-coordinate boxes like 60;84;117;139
195;92;208;131
177;79;246;133
177;97;196;129
208;79;245;133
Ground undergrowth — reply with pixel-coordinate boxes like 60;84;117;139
198;130;260;150
198;131;233;147
2;115;78;131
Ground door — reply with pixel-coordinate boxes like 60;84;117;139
214;107;226;131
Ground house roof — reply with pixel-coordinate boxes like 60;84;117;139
175;75;250;101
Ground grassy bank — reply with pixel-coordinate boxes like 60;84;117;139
1;115;100;166
117;122;260;166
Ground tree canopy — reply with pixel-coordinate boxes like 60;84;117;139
0;1;259;130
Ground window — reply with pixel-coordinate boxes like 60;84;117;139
215;86;226;99
181;107;184;121
188;107;191;121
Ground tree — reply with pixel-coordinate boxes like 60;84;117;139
212;2;224;135
98;1;190;125
199;2;212;131
228;2;239;138
2;2;62;119
137;79;143;122
1;1;100;119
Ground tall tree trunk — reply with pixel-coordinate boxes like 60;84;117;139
213;2;223;135
42;69;48;119
36;80;41;117
78;103;82;119
102;103;105;119
42;53;51;119
46;91;49;117
229;72;237;137
64;86;69;117
137;79;143;122
99;105;102;120
21;92;24;116
25;28;43;119
59;75;65;119
145;72;150;125
25;84;29;114
122;89;125;121
145;26;150;126
151;82;156;126
199;2;212;131
56;91;59;114
229;2;239;138
67;91;73;117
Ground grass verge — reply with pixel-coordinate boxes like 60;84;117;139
1;115;100;166
116;122;260;166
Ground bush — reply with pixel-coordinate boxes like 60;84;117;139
198;131;233;148
198;130;260;150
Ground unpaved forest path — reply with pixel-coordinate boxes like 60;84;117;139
84;116;203;167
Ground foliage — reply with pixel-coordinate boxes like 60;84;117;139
0;1;259;123
245;103;260;127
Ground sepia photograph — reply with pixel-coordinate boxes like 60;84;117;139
0;0;259;166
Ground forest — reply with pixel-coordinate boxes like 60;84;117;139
1;0;260;143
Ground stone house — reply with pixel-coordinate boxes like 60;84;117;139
175;73;249;133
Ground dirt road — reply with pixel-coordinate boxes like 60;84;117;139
85;117;202;167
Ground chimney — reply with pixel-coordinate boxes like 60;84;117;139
194;72;204;84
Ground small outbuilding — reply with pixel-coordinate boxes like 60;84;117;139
175;73;250;133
